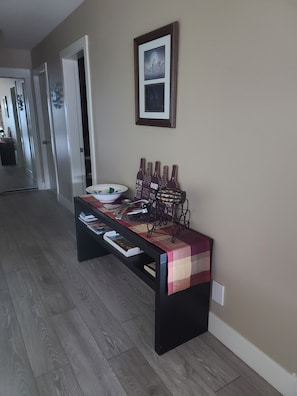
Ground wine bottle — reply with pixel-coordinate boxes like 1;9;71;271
167;164;179;189
159;165;169;190
150;161;160;202
141;162;152;200
135;158;145;199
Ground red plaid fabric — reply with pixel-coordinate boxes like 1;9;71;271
80;195;211;295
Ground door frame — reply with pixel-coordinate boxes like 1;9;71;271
60;35;96;197
32;62;59;193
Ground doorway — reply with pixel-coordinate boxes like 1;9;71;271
60;35;96;197
78;56;92;188
0;76;37;193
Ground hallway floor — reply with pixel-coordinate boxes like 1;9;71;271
0;162;37;194
0;191;280;395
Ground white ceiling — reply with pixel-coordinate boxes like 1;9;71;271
0;0;85;50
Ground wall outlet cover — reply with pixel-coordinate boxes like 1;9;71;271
212;280;225;306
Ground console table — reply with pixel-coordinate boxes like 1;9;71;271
0;138;16;165
74;196;213;355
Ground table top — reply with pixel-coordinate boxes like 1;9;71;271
79;194;212;295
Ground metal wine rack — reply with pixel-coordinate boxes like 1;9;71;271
146;188;190;242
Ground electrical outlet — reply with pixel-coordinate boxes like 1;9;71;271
212;280;225;306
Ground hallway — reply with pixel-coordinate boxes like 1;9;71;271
0;190;280;395
0;162;36;194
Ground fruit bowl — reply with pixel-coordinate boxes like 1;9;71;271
86;184;128;203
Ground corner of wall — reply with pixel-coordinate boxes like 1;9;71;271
58;192;74;213
208;312;297;396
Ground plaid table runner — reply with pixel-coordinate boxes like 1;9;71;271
80;195;211;295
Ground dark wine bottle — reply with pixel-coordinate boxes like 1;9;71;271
149;161;160;202
167;164;179;189
159;165;169;190
135;158;145;199
141;162;152;200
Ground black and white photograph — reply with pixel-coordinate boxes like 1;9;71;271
134;22;178;127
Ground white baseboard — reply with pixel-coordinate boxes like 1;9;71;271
208;312;297;396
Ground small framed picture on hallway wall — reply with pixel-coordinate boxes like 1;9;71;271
134;21;179;128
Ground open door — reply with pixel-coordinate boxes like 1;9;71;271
33;63;59;193
61;35;96;197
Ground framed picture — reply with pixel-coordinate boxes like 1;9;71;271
134;21;179;128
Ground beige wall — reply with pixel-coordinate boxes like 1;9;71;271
0;48;31;69
31;0;297;374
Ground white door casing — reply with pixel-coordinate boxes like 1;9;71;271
60;35;96;197
62;58;86;196
33;63;59;193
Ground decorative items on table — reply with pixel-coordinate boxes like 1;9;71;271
167;165;177;188
135;158;145;199
147;186;190;242
134;158;190;242
141;162;152;200
86;184;128;203
149;161;161;202
114;198;149;220
159;165;169;190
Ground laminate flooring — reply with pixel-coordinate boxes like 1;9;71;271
0;162;36;194
0;191;281;396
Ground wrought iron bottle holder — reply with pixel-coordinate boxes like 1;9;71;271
146;188;190;242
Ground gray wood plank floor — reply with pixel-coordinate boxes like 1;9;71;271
0;191;281;395
0;163;36;194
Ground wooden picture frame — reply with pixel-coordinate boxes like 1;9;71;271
134;21;179;128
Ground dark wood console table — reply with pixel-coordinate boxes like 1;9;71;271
74;196;213;355
0;138;16;165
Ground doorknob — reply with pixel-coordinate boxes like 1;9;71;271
42;140;51;144
80;148;84;153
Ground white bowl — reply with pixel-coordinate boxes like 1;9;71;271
86;184;128;203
